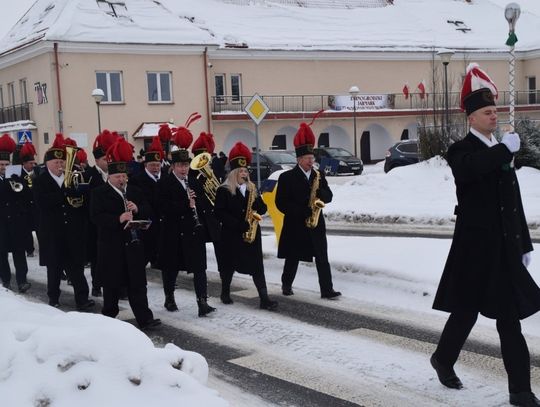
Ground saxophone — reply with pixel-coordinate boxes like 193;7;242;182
305;169;325;229
242;181;263;244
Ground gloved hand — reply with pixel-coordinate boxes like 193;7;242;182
522;252;532;268
501;132;520;153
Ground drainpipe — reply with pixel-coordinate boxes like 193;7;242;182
203;47;211;132
54;42;63;133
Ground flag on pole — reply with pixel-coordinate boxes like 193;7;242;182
402;84;410;100
417;80;426;99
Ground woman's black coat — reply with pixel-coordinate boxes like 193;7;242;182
214;184;266;275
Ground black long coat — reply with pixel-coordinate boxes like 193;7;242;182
84;166;106;263
156;173;206;273
129;171;160;264
90;183;152;288
33;170;87;269
188;168;222;243
275;166;333;262
0;177;28;252
214;184;266;275
433;133;540;320
20;168;37;232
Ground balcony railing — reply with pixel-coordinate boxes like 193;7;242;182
0;103;32;124
212;91;540;114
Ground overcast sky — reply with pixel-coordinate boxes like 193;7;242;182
0;0;36;42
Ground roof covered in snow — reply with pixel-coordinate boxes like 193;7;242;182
1;0;540;55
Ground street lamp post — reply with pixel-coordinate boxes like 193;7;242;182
91;88;105;133
348;85;359;157
437;49;454;136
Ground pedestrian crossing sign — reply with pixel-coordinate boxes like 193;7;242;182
17;130;32;144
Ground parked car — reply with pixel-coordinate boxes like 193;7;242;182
313;147;363;175
384;140;420;173
248;150;297;182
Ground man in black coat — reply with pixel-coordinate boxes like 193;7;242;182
157;148;216;316
0;134;30;292
275;120;340;299
431;70;540;407
19;142;38;258
90;139;160;330
84;140;111;297
129;137;163;269
33;141;94;310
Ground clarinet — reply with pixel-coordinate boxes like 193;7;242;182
185;178;202;229
122;188;140;243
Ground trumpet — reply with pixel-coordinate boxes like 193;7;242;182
9;179;23;192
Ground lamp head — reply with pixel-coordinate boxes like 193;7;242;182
505;3;521;31
92;88;105;103
437;49;455;65
348;85;360;96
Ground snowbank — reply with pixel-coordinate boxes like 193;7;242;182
0;290;228;407
326;157;540;228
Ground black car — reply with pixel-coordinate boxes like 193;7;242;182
313;147;363;175
384;140;420;173
248;150;297;182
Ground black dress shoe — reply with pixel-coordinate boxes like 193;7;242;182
18;282;31;293
321;290;342;299
510;392;540;406
49;300;60;308
220;293;234;304
26;251;34;258
260;297;279;311
197;298;217;317
91;288;102;297
139;318;161;330
282;285;294;296
164;294;179;312
430;355;463;389
76;299;95;312
2;281;11;289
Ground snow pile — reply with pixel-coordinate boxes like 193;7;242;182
0;290;228;407
326;157;540;227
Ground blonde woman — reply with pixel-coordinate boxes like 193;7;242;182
214;142;277;311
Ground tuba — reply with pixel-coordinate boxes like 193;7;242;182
242;181;262;244
305;169;325;229
63;145;85;208
190;152;221;205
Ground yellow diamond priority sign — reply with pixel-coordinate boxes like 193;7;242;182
245;94;270;125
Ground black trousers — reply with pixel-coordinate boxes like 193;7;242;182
25;231;34;254
162;268;209;299
102;286;153;327
0;250;28;287
434;310;531;393
46;263;89;306
281;255;334;293
220;268;269;299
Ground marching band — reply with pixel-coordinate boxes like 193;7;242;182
0;113;339;329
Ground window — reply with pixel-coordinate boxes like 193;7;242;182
214;74;225;103
19;79;28;104
96;71;124;103
528;76;536;104
147;72;172;103
231;74;242;103
0;86;4;108
7;82;15;106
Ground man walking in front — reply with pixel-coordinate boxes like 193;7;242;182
431;63;540;407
